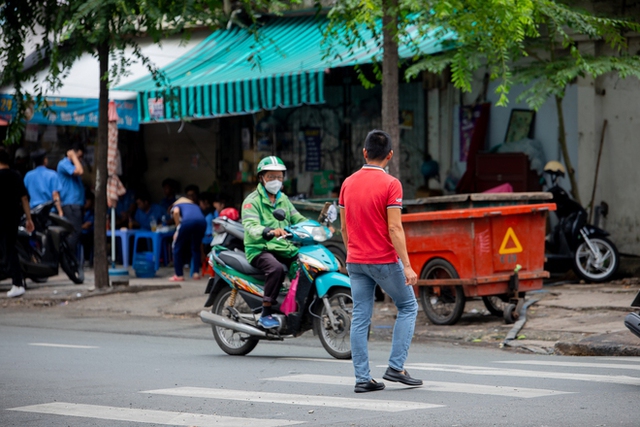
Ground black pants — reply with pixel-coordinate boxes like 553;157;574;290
62;204;83;256
250;252;296;304
0;223;24;287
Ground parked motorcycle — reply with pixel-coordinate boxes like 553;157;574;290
2;201;84;285
624;290;640;339
200;203;353;359
543;161;619;282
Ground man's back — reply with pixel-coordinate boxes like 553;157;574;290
57;158;84;206
24;166;59;208
339;165;402;264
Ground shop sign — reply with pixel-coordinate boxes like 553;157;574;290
0;94;139;131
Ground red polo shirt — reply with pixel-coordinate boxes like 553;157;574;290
339;165;403;264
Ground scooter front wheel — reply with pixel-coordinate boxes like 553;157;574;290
211;288;259;356
573;236;619;283
314;287;352;360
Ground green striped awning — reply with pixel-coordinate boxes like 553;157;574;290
115;16;453;123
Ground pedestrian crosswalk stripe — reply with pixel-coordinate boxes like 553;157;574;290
29;343;99;349
8;402;302;427
143;387;442;412
497;360;640;371
265;374;573;399
396;363;640;386
281;357;352;364
600;357;640;363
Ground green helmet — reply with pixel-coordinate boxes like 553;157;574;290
256;156;286;174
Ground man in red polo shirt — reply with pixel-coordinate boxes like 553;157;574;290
339;129;421;393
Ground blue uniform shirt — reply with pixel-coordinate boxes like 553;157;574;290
173;202;206;225
202;211;218;245
134;203;166;230
24;165;61;208
82;209;95;235
57;157;85;206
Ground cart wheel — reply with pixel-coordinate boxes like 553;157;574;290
419;259;465;326
482;296;508;317
503;303;519;324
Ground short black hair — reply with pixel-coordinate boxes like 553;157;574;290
185;184;200;195
162;177;179;190
135;190;152;203
0;147;10;165
72;143;85;153
199;191;215;204
364;130;392;161
215;192;230;203
31;148;47;166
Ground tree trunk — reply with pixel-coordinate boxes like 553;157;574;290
554;94;581;204
382;0;400;178
93;41;109;289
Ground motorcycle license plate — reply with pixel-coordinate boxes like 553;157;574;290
212;233;227;246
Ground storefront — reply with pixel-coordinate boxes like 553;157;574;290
115;14;453;205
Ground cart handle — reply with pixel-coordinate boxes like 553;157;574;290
531;206;551;212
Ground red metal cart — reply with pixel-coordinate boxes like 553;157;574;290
403;201;555;325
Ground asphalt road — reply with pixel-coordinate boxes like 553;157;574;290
1;312;639;427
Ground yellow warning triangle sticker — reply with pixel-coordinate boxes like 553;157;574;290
499;227;523;254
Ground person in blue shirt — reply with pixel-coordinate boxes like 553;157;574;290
197;192;217;277
115;186;136;229
23;149;64;216
198;192;218;247
130;191;165;230
57;144;85;255
170;196;206;282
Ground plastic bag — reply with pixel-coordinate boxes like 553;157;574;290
280;270;299;315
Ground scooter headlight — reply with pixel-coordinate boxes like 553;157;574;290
302;225;331;242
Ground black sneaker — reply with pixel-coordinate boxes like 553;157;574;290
354;379;385;393
382;367;423;386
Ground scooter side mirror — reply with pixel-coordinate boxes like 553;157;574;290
273;209;287;221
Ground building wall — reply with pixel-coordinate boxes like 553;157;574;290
448;76;579;193
581;71;640;255
439;57;640;256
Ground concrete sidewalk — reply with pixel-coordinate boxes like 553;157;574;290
2;267;640;356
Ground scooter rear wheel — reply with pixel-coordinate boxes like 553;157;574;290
573;236;619;283
211;288;259;356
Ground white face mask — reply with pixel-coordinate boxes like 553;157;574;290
264;179;282;195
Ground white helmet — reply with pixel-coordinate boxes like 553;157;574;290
15;148;28;160
544;160;566;176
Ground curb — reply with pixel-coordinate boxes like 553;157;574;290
5;284;182;306
554;341;640;356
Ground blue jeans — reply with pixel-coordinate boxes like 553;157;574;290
347;261;419;383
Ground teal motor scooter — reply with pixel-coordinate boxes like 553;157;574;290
200;203;352;359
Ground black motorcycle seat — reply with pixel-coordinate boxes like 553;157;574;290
218;251;264;277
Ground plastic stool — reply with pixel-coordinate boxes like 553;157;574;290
132;231;162;272
107;229;138;268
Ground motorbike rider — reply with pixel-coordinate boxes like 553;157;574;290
241;156;307;329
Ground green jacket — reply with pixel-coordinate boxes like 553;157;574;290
242;184;307;263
